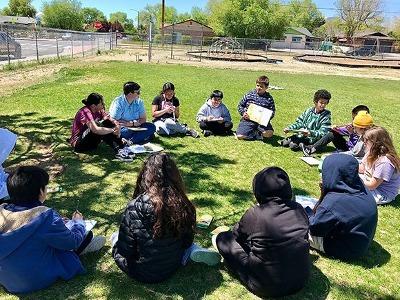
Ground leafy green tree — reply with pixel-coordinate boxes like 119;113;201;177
109;11;135;32
191;6;209;25
286;0;325;32
139;4;179;31
313;17;343;38
82;7;106;24
208;0;289;38
2;0;36;17
389;18;400;40
42;0;84;30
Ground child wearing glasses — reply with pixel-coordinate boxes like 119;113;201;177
110;81;156;145
196;90;233;137
359;126;400;205
151;82;199;138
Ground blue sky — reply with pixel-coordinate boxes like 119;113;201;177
0;0;399;21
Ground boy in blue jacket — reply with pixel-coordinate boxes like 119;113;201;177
0;166;104;294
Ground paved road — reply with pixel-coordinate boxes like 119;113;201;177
1;38;111;63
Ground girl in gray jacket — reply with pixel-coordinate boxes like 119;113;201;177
196;90;233;137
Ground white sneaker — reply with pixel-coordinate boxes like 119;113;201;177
115;147;135;162
211;234;219;251
80;235;106;255
190;245;221;266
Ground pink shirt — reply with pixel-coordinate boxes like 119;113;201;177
70;106;107;146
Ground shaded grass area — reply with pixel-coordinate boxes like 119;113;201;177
0;62;399;299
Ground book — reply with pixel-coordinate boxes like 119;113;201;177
246;103;273;127
210;225;230;235
65;219;97;232
207;117;224;122
295;195;318;210
286;128;309;134
128;143;164;154
300;156;320;166
197;214;213;229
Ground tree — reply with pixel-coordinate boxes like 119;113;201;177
2;0;36;17
335;0;383;40
389;18;400;40
191;6;209;25
313;17;343;39
42;0;84;30
139;4;178;32
286;0;325;32
109;11;135;32
82;7;106;24
208;0;289;38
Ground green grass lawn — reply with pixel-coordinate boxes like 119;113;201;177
1;61;399;300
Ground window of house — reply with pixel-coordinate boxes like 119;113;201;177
292;36;302;43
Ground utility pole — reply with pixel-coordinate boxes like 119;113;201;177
161;0;165;46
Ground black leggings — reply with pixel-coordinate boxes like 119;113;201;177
199;121;233;135
312;130;349;151
74;119;124;153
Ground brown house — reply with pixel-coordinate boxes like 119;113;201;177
353;31;395;53
162;19;214;43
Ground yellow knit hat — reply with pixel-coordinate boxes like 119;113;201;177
353;111;373;128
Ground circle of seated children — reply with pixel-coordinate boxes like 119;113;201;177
2;74;400;296
151;82;199;138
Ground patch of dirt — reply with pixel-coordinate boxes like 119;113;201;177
87;48;400;81
0;64;66;97
6;143;66;180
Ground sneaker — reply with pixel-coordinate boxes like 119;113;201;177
255;132;264;141
116;147;135;162
190;245;221;266
211;234;219;251
289;141;300;151
300;143;313;157
122;138;133;146
203;130;212;137
80;235;106;255
279;138;291;147
187;128;200;138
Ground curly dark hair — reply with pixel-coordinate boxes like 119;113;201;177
133;152;196;239
313;89;331;103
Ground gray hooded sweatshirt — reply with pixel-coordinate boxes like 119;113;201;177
196;99;232;123
0;128;17;199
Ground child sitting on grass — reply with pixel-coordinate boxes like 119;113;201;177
236;75;275;141
301;105;370;156
0;166;105;294
359;126;400;205
213;167;310;298
282;89;331;151
151;82;199;138
309;154;377;260
196;90;233;137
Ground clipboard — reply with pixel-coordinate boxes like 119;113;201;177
247;103;273;127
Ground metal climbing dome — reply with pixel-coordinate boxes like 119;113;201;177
207;37;246;59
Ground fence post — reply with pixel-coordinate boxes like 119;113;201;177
200;26;204;62
81;38;84;57
56;36;60;60
97;35;100;52
35;28;39;62
5;26;11;65
170;24;174;59
71;34;74;58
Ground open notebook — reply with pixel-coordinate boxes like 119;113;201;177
65;220;97;232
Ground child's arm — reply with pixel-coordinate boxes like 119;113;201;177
237;94;249;116
287;109;308;131
362;176;384;190
309;111;332;140
309;205;337;237
42;210;86;251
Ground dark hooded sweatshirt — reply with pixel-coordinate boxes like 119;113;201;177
216;167;310;298
309;154;378;260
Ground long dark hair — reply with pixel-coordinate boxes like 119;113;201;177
364;126;400;172
133;152;196;239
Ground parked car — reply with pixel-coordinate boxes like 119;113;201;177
346;46;376;57
0;31;22;59
61;33;72;40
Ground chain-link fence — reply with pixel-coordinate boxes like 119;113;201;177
121;33;400;63
0;23;118;65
